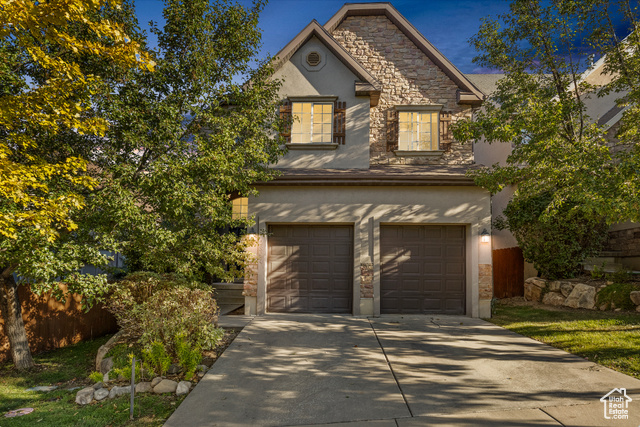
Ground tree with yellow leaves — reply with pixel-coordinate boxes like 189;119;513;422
0;0;154;369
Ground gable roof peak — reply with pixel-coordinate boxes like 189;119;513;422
324;2;484;104
271;19;381;106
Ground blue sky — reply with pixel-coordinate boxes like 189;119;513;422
133;0;633;74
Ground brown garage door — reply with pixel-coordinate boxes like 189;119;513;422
381;225;466;314
267;225;353;313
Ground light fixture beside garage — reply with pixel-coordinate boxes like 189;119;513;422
480;229;490;243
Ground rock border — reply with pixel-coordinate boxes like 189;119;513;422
524;277;640;312
75;377;193;406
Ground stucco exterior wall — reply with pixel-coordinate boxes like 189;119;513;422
271;37;370;169
331;16;473;166
246;185;492;318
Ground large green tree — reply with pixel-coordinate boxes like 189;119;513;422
452;0;639;277
85;0;284;278
0;0;153;369
1;0;284;369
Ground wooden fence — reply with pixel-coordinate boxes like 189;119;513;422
0;284;117;363
493;247;525;298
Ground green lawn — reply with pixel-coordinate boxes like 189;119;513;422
489;304;640;379
0;335;184;426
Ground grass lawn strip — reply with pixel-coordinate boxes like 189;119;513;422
489;304;640;379
0;329;239;426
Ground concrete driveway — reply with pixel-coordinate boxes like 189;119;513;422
165;315;640;427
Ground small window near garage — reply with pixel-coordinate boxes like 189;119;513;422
231;197;248;220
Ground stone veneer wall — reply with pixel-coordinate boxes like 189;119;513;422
243;236;259;298
331;16;474;165
478;263;493;300
360;262;373;298
605;227;640;257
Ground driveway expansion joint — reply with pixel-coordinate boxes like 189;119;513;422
368;318;414;418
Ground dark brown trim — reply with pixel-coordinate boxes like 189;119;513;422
255;174;476;186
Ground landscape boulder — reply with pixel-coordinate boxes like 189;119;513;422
542;292;566;307
563;284;596;309
94;388;109;401
153;379;178;394
108;385;132;399
75;387;95;405
630;291;640;306
524;277;546;302
176;381;191;396
100;357;114;374
135;382;153;393
560;283;575;297
151;377;163;387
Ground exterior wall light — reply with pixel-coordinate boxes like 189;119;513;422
480;229;490;243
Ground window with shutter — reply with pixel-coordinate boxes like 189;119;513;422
389;105;447;156
281;97;345;149
333;101;346;145
279;101;292;143
291;102;333;144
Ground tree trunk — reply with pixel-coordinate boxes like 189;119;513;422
0;270;35;369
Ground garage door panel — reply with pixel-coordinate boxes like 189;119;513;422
268;225;353;313
446;262;464;274
446;227;465;239
401;261;421;274
423;280;444;292
381;225;466;315
422;298;444;311
446;245;464;258
332;278;351;291
312;244;331;256
423;263;442;274
334;243;351;257
423;246;442;257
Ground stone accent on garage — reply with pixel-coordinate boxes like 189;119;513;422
243;235;259;298
360;262;373;298
479;263;493;300
331;15;473;166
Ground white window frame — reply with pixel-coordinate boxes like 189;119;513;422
396;104;443;153
287;96;337;148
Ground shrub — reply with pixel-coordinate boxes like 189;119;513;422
496;193;608;279
175;334;201;380
106;272;223;365
142;341;172;377
596;282;640;311
89;371;104;383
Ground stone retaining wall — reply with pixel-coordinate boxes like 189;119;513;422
524;277;640;312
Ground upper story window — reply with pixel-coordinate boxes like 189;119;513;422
291;102;333;144
388;104;446;156
398;111;438;151
279;96;345;150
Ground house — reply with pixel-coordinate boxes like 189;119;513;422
468;74;533;298
470;52;640;285
241;3;492;317
579;56;640;272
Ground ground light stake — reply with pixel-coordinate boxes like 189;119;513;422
130;357;135;420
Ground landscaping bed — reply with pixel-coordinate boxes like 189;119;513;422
0;328;239;426
489;302;640;379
